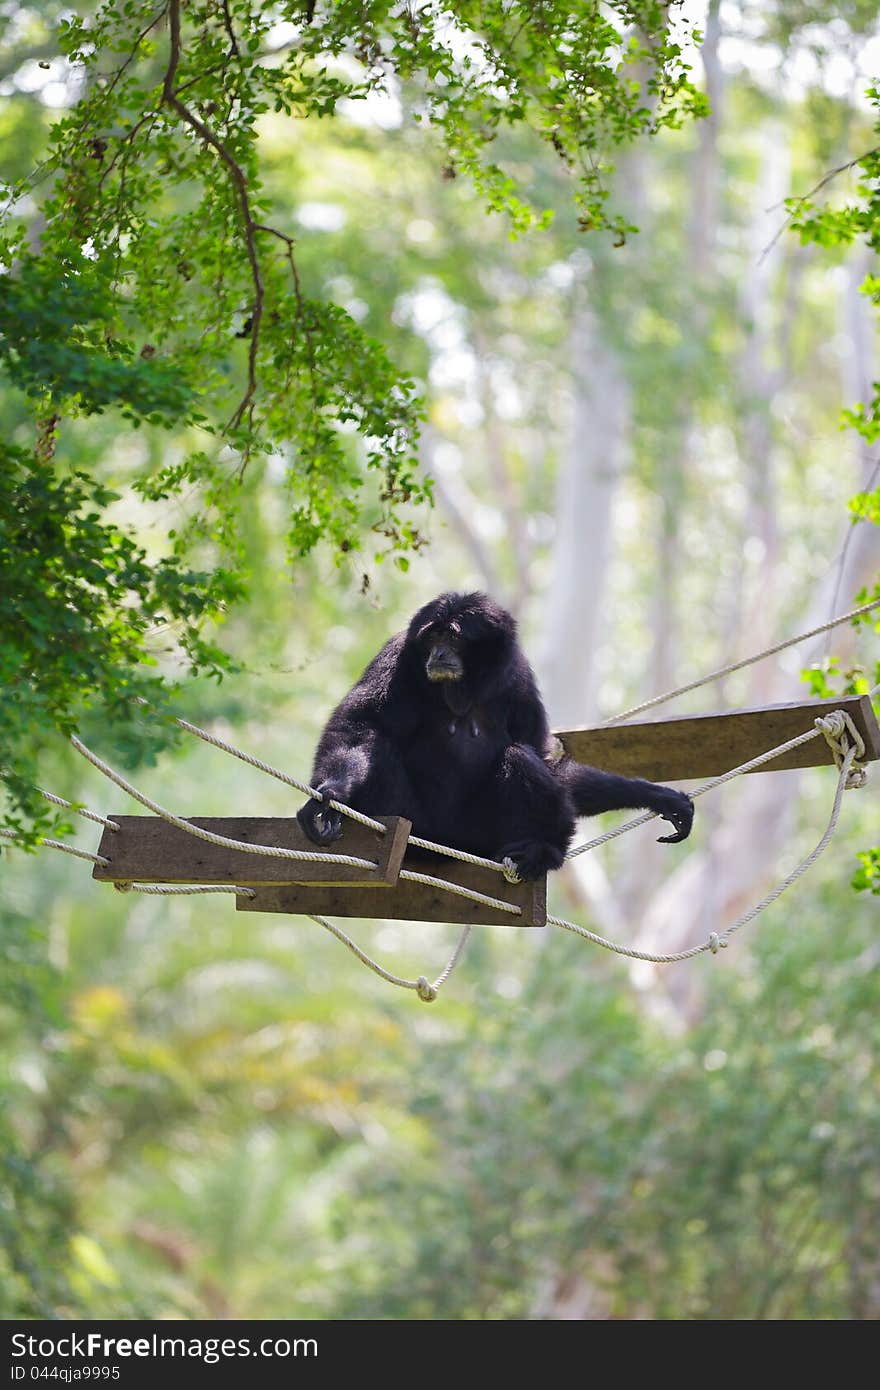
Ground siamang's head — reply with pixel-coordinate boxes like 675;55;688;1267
406;592;517;690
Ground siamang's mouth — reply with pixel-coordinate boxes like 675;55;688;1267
425;638;464;682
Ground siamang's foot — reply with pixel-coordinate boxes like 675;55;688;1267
297;784;344;845
653;788;695;844
499;839;566;881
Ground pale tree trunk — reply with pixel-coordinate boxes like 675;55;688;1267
473;330;533;616
539;292;631;729
736;123;789;693
651;0;723;691
537;42;661;728
616;2;725;923
688;0;722;283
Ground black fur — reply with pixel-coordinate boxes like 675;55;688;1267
298;592;694;879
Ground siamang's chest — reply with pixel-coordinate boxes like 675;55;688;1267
404;700;505;780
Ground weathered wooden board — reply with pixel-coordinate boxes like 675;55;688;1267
556;694;880;783
92;816;411;888
237;853;546;927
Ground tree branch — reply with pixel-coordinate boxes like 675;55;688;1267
162;0;262;433
252;222;321;455
760;145;880;264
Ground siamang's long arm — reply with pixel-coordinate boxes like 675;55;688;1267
559;760;694;844
297;630;428;844
504;657;553;755
297;715;383;844
310;718;378;801
296;633;403;844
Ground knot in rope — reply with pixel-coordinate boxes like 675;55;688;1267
416;976;438;1003
815;710;867;790
501;856;522;884
113;881;133;893
708;932;728;954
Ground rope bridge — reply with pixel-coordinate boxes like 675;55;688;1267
2;598;878;1002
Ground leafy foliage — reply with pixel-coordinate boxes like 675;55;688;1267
308;898;880;1321
0;441;244;827
849;487;880;525
852;847;880;893
788;90;880;442
0;257;195;421
0;0;702;821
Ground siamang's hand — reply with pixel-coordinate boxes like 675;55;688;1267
654;788;694;844
498;839;567;881
297;783;344;845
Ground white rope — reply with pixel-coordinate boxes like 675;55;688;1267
406;835;521;877
172;715;387;834
399;869;523;916
113;882;256;897
0;827;109;866
307;915;472;1002
431;924;473;991
551;739;858;964
38;789;119;831
68;734;379;872
607;595;880;725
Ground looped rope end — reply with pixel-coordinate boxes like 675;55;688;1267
416;976;438;1003
708;932;728;955
815;710;868;791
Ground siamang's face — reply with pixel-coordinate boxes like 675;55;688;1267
410;594;514;687
422;619;465;684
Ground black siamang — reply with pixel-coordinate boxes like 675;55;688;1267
297;592;694;880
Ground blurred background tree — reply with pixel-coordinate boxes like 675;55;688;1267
1;0;879;1319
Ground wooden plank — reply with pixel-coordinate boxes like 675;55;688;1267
237;852;547;927
556;694;880;783
92;815;411;888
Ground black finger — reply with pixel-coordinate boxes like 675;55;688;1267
657;828;686;844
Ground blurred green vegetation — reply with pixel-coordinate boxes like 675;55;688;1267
1;1;879;1320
